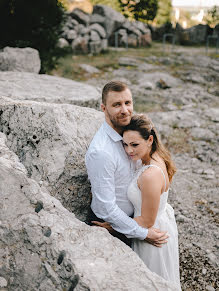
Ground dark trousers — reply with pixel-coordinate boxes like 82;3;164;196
87;207;132;247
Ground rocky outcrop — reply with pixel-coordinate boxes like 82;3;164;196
59;6;152;53
0;132;177;290
0;71;101;109
0;97;104;221
0;47;41;73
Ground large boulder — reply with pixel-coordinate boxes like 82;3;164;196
70;8;90;26
0;71;100;109
0;97;104;221
0;132;177;290
137;72;183;90
93;5;125;37
0;47;41;73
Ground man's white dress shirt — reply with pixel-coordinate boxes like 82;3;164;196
85;121;148;240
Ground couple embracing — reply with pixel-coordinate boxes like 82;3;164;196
85;81;181;289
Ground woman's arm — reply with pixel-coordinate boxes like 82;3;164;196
134;167;163;228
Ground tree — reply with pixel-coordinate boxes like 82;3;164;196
118;0;158;22
0;0;66;73
90;0;122;12
204;5;219;27
155;0;172;25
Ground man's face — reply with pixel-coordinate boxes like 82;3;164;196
101;88;133;132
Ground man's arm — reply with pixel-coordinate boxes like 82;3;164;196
85;149;148;240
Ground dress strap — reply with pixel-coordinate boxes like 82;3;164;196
147;164;167;190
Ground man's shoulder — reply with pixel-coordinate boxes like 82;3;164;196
87;124;112;152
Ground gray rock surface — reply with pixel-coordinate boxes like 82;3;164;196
93;5;125;37
0;47;41;73
70;8;90;26
0;97;104;221
0;71;101;109
84;47;219;290
0;132;177;290
79;64;100;74
57;38;70;48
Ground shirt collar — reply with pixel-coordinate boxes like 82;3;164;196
103;121;123;142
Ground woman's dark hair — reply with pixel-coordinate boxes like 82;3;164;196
123;114;176;182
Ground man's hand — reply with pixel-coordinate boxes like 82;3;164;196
145;228;169;247
91;221;115;234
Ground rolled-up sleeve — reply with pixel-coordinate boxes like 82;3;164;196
85;150;148;240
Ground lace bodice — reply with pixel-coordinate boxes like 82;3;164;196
127;165;169;218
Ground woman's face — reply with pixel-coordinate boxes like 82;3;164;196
123;130;153;162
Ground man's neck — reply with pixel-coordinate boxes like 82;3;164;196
105;120;123;135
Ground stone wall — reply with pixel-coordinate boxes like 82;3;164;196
58;5;152;54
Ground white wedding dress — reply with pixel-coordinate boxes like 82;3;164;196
127;164;181;290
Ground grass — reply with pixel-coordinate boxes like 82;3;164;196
48;42;173;81
49;42;218;83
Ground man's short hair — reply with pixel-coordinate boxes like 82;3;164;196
102;81;128;105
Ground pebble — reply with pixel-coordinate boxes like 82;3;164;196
176;214;191;223
206;253;218;266
206;285;215;291
0;277;7;287
202;268;207;275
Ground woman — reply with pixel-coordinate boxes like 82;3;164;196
122;114;181;289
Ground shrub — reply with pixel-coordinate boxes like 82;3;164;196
0;0;66;73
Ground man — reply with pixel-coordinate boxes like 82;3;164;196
85;81;168;247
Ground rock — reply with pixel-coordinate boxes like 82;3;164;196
176;214;191;223
89;23;107;39
57;38;69;48
93;5;125;37
66;29;77;41
0;132;177;290
156;79;171;89
190;128;215;141
206;286;215;291
118;57;141;67
127;33;139;47
0;277;7;288
65;15;79;29
133;21;148;34
140;32;152;46
72;35;89;53
78;24;90;35
204;108;219;122
90;13;105;25
138;63;160;71
137;72;183;89
90;30;101;41
151;110;201;129
122;20;141;36
202;169;215;180
0;71;100;109
0;97;104;221
79;64;100;74
0;47;41;73
70;8;90;26
89;40;103;54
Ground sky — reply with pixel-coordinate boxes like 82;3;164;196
172;0;219;7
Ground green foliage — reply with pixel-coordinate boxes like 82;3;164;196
118;0;158;21
90;0;122;12
204;5;219;27
155;0;172;25
0;0;66;73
